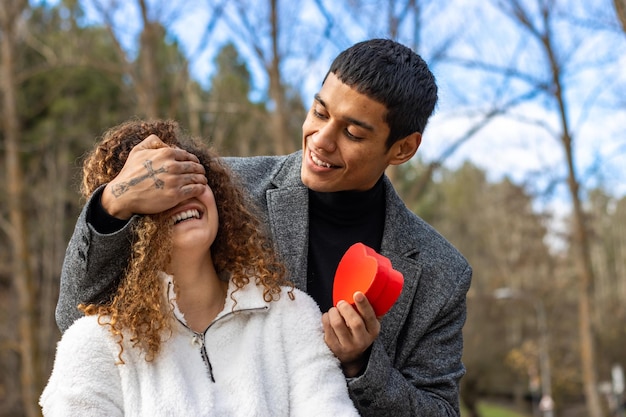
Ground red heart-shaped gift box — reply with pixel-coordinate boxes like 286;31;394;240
333;242;404;316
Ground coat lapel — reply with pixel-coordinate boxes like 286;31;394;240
266;152;310;291
379;178;423;350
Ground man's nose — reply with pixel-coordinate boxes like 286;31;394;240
310;122;337;152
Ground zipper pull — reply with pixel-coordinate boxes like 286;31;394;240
191;333;203;347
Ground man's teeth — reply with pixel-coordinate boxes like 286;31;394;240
172;209;200;224
311;153;332;168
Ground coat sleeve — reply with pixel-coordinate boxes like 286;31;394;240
55;185;136;332
281;290;360;417
40;317;124;416
347;263;472;417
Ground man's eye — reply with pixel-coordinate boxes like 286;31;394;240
312;109;327;119
345;129;361;140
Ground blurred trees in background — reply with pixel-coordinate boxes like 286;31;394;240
1;0;625;416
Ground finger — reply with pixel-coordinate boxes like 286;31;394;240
182;173;208;186
329;302;355;343
322;312;340;348
170;147;201;164
353;292;380;333
167;161;206;177
179;183;208;198
336;301;367;337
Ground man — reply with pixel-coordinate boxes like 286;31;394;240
57;39;472;416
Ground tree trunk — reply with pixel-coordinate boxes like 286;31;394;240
615;0;626;34
0;1;39;416
564;139;604;417
186;78;202;137
138;0;159;118
37;137;66;375
543;26;604;417
267;0;294;155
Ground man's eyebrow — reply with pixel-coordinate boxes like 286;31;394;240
313;94;375;132
345;116;375;132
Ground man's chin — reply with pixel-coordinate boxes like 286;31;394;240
301;161;341;192
301;171;322;192
300;170;314;189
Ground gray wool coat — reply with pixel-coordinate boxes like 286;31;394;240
57;151;472;417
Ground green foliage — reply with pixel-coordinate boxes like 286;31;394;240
19;5;131;198
204;43;305;156
137;21;193;119
213;43;252;97
205;43;263;154
461;401;531;417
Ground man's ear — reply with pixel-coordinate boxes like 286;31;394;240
388;132;422;166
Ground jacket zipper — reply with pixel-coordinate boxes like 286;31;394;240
192;332;215;382
183;306;269;383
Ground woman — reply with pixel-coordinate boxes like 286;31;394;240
40;119;359;416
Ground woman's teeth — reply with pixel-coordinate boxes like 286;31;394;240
172;209;200;225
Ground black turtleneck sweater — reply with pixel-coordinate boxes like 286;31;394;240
307;177;386;312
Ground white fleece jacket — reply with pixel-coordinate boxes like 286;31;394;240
40;277;359;416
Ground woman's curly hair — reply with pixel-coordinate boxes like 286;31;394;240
79;119;290;362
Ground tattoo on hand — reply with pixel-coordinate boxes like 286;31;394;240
111;160;167;197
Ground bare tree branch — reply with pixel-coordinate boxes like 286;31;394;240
615;0;626;33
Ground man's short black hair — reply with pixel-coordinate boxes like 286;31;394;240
327;38;438;148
